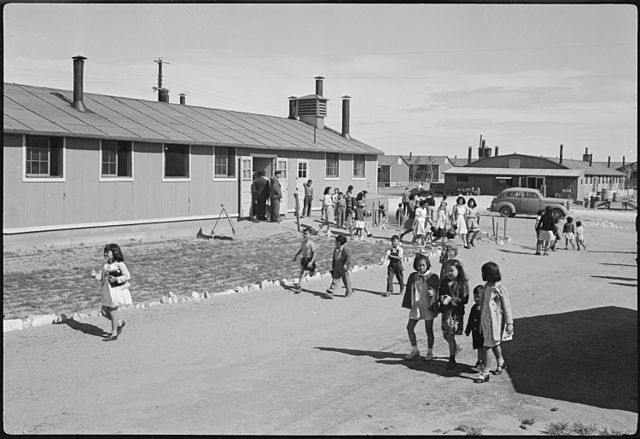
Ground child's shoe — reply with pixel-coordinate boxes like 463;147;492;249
424;351;434;361
404;349;420;360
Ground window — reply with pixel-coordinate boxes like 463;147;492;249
523;191;540;199
508;159;521;168
456;175;469;182
241;157;252;180
25;135;63;178
353;154;366;178
101;140;132;178
214;147;236;178
164;144;190;178
298;160;308;179
325;153;339;178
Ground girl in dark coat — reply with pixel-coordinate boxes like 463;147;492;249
439;259;469;369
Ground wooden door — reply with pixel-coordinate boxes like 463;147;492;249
276;158;289;213
238;156;253;218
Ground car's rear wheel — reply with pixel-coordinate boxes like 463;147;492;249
551;208;565;220
499;206;513;217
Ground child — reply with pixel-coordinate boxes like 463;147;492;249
345;185;355;229
335;192;347;229
321;186;334;237
451;196;469;249
399;194;417;243
90;243;132;341
549;216;561;251
439;228;458;280
326;235;352;299
377;203;388;230
292;228;317;294
352;200;367;241
435;195;449;245
439;259;469;369
381;235;404;297
534;209;544;255
474;261;514;383
575;220;587;250
413;199;428;245
466;198;480;247
465;285;485;370
332;188;340;223
562;216;576;250
401;253;440;361
396;203;405;230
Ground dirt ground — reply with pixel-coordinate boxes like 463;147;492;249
3;201;638;434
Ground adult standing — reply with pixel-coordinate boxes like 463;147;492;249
402;187;411;216
254;171;270;221
537;206;555;255
269;170;283;222
302;179;314;217
345;185;355;229
250;171;259;222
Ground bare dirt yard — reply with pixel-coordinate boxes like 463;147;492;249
3;202;638;435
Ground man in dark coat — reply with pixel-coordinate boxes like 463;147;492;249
250;171;258;222
270;170;283;222
254;171;270;221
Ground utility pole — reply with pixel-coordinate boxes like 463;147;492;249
153;57;170;102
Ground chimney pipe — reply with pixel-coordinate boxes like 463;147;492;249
160;89;170;103
559;144;563;164
409;152;412;161
179;94;186;105
623;156;626;167
607;156;611;168
288;96;297;119
468;147;472;165
341;95;351;139
314;76;324;97
72;55;87;112
494;146;499;156
583;147;591;162
589;154;593;166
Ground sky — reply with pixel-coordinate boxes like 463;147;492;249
3;3;637;162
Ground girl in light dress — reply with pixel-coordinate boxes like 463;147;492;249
465;198;480;247
90;243;132;341
452;196;469;249
401;253;440;361
321;186;334;237
413;199;428;245
435;195;449;244
474;261;514;383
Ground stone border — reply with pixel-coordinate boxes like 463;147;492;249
3;249;440;333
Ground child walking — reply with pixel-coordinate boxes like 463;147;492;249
464;285;484;370
292;228;317;294
351;200;367;240
325;234;352;299
401;253;440;361
439;259;469;369
396;203;405;230
381;235;404;297
562;216;576;250
377;202;388;230
439;228;459;280
474;261;514;383
321;186;334;237
575;220;587;250
90;243;132;341
335;192;347;229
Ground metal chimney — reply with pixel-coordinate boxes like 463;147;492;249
468;146;472;165
494;146;499;156
160;89;170;103
583;147;590;162
72;55;87;112
623;156;626;167
559;144;563;165
179;94;186;105
314;76;324;96
341;95;351;139
288;96;297;119
607;156;611;168
589;154;593;166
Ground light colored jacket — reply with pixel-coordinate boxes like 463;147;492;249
480;281;513;339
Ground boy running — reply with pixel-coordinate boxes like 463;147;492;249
292;228;318;293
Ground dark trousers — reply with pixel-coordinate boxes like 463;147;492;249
303;196;313;216
270;197;281;222
386;263;404;293
403;201;410;216
327;271;352;296
336;206;346;228
257;197;268;220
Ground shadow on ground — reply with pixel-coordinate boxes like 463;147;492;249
315;346;477;379
507;306;637;413
62;318;109;337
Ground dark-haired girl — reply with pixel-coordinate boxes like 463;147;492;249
91;243;132;341
439;259;469;369
466;198;480;246
452;196;469;249
474;261;514;383
401;254;440;361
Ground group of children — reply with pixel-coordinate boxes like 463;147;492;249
535;209;587;255
320;186;375;241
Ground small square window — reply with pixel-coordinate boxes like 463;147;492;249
25;135;63;178
101;140;132;178
353;154;366;178
214;147;236;178
325;153;339;178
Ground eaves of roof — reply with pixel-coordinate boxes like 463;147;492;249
443;167;584;177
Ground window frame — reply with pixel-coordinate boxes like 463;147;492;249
99;139;134;182
352;154;366;180
22;135;66;182
162;143;191;182
325;152;340;180
213;146;237;181
297;159;309;179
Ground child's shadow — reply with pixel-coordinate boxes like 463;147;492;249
62;318;109;337
316;346;477;379
283;285;331;299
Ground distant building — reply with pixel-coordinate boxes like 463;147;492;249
377;154;452;188
3;58;383;247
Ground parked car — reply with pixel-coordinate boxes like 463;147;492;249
489;187;570;218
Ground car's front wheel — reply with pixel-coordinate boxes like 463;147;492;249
499;206;513;217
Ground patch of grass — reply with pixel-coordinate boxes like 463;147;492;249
454;424;483;436
520;417;535;426
544;421;627;436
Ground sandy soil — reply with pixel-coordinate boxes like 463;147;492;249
3;205;638;434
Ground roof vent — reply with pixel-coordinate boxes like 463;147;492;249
296;76;328;129
72;55;87;112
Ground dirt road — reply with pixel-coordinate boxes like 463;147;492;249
3;208;637;434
